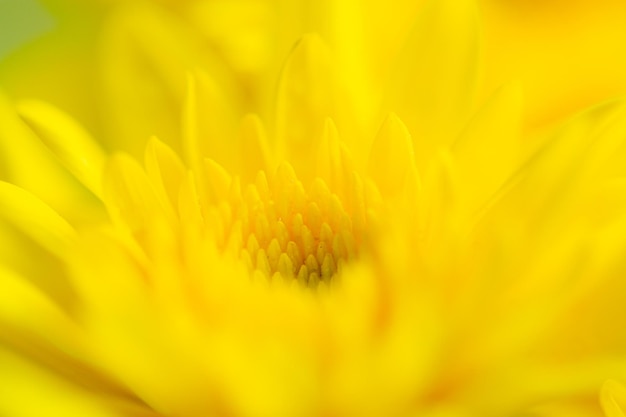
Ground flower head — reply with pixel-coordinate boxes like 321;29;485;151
2;1;626;417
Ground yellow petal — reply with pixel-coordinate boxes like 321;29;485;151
17;99;106;198
0;345;150;417
276;33;334;181
0;265;77;352
182;70;237;217
316;118;351;196
239;114;273;182
602;380;626;417
0;92;102;226
183;0;273;74
368;113;415;198
519;99;626;222
144;136;186;219
100;2;235;156
204;158;233;203
387;0;480;167
0;266;118;396
0;181;76;257
421;150;458;256
182;69;237;173
102;153;163;235
452;81;523;215
177;171;205;239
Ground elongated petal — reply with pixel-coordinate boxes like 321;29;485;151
100;2;235;156
316;118;354;200
386;0;480;166
368;113;415;198
182;69;237;172
276;34;334;181
0;346;152;417
103;154;163;235
452;81;523;215
144;137;186;220
0;267;128;400
0;92;102;225
204;158;233;204
602;380;626;417
239;114;273;182
0;181;76;257
0;266;77;352
518;99;626;224
17;99;106;198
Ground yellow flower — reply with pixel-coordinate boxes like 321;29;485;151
2;1;626;417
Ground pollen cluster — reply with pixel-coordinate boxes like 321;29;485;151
212;162;361;287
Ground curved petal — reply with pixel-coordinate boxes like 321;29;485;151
275;34;335;181
386;0;481;168
0;181;76;257
17;99;106;198
602;380;626;417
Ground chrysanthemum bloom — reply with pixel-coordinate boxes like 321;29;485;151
3;1;626;417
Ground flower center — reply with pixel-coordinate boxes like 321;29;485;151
227;164;359;287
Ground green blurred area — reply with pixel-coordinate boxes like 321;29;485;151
0;0;55;61
0;0;104;158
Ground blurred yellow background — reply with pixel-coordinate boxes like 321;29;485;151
2;0;626;150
